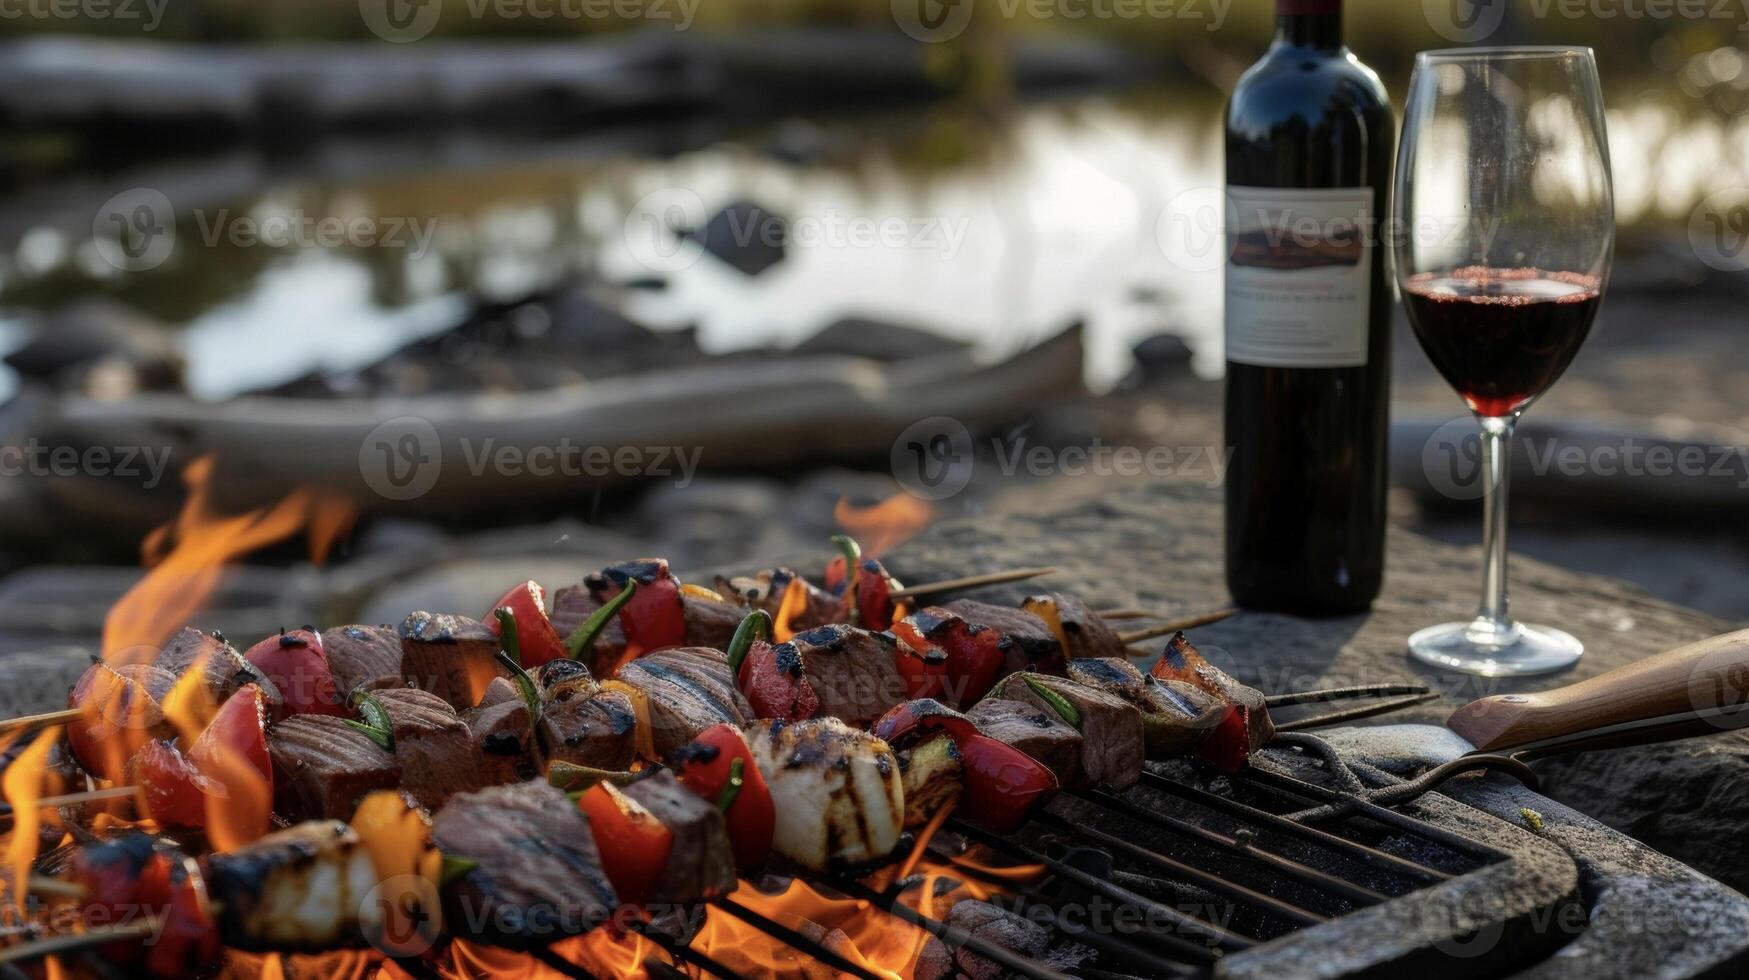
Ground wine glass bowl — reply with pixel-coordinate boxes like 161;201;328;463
1393;47;1614;677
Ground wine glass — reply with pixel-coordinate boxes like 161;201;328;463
1393;47;1613;676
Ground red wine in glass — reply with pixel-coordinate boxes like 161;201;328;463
1402;267;1602;417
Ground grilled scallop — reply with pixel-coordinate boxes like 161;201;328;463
744;718;905;869
206;821;379;951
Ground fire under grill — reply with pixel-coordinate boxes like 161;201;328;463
521;740;1581;980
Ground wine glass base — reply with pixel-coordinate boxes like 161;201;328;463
1407;619;1583;677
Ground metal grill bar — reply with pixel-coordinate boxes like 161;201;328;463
948;817;1252;954
710;896;885;980
827;875;1080;980
1139;771;1451;882
627;922;751;980
1068;788;1388;906
1031;808;1330;927
1235;768;1507;862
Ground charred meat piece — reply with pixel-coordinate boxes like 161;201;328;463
373;687;493;809
398;612;506;711
679;594;744;650
745;717;904;869
206;821;379;951
1151;632;1274;751
714;568;839;632
941;600;1066;678
619;770;736;903
154;627;285;719
1067;657;1228;755
964;698;1084;787
549;584;627;675
617;647;754;760
321;625;404;694
538;686;639;773
268;715;401;822
433;781;619;948
988;672;1144;789
464;694;536;786
1022;593;1126;661
477;675;520;709
776;624;906;727
66;661;178;780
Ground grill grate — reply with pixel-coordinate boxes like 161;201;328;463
638;739;1563;980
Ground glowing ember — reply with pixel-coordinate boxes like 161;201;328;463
102;455;357;660
834;494;934;559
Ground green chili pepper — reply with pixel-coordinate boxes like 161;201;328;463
348;688;396;738
494;606;522;667
547;762;637;793
495;649;543;728
342;719;395;753
725;610;772;674
564;579;638;659
830;535;862;565
715;758;745;813
1024;676;1082;729
439;855;479;886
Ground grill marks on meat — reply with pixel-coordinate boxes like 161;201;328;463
965;698;1084;787
941;600;1065;677
1067;657;1228;755
745;717;904;869
433;781;618;948
538;685;639;773
268;716;401;822
774;625;906;727
1154;633;1275;751
321;625;403;694
155;627;285;718
989;673;1144;789
464;695;535;786
618;647;753;761
207;821;379;951
619;770;736;903
398;612;506;712
372;687;496;809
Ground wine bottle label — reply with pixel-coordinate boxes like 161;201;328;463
1224;185;1373;368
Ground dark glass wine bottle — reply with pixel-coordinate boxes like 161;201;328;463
1223;0;1393;614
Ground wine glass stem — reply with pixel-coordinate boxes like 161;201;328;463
1476;414;1516;632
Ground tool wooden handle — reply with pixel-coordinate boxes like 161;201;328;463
1447;628;1749;752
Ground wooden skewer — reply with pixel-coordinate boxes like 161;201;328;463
0;708;81;738
1264;684;1433;708
0;917;159;963
1273;692;1442;732
1093;608;1149;620
0;785;138;817
890;567;1057;601
1117;608;1239;645
27;877;86;900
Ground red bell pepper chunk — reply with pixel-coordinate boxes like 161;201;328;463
137;685;273;836
591;559;687;653
243;628;344;718
68;662;170;782
736;639;821;722
486;580;571;668
1193;706;1251;774
70;836;220;978
132;740;216;829
896;609;1006;708
847;559;899;630
891;639;952;703
577;781;674;907
824;555;849;595
189;683;273;788
871;698;983;749
674;723;775;872
955;733;1059;833
146;855;221;978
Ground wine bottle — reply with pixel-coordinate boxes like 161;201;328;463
1222;0;1393;614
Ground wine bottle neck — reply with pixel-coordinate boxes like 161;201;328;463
1274;0;1342;50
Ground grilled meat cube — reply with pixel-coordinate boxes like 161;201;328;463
398;612;506;711
464;695;535;786
433;781;618;948
989;673;1144;789
373;687;493;808
715;568;839;631
745;717;904;869
776;624;906;727
536;658;596;701
1022;593;1126;661
680;594;744;650
548;584;628;675
1152;633;1274;751
154;627;285;718
964;698;1084;787
618;647;753;760
206;821;379;951
620;770;736;903
269;715;402;822
539;686;639;772
1067;657;1228;755
66;661;178;779
941;600;1066;677
478;675;520;708
321;625;404;694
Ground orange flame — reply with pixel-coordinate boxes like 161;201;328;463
833;494;933;559
102;455;357;659
3;727;63;912
772;577;809;644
